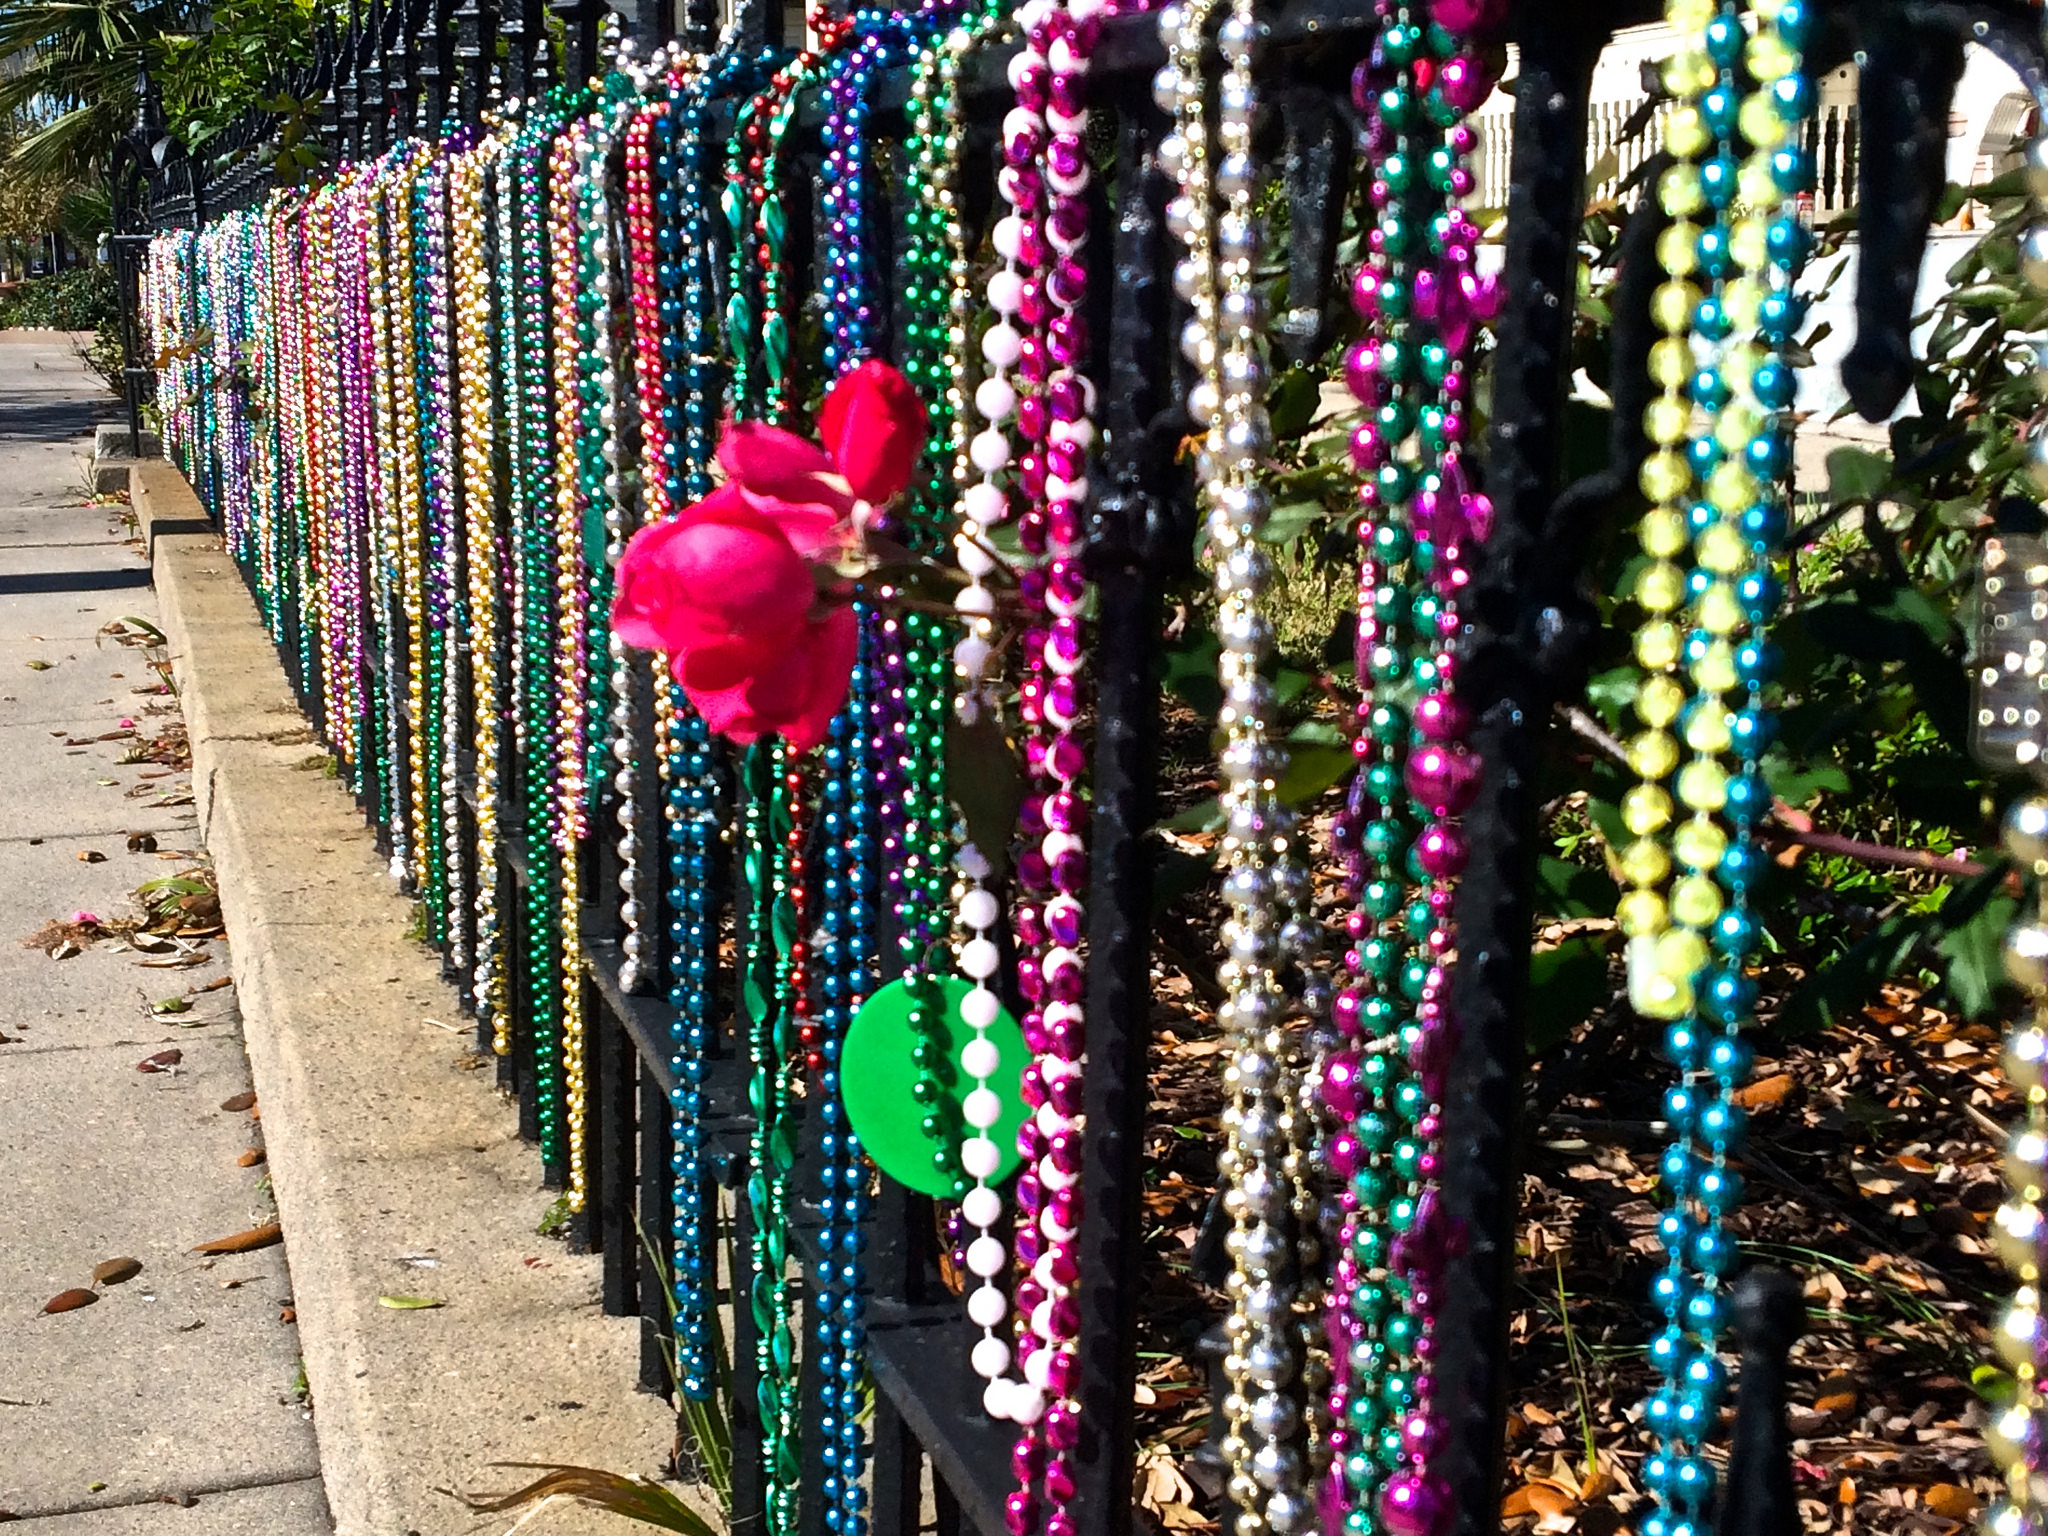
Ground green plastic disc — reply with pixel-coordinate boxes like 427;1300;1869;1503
841;975;1027;1198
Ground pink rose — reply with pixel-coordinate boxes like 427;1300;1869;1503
611;362;929;751
819;359;928;504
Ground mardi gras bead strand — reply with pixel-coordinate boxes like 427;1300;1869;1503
1321;9;1432;1521
1355;10;1506;1531
954;7;1050;1429
424;143;468;968
551;105;611;1213
451;130;507;1036
1989;786;2048;1536
997;0;1106;1511
513;108;567;1170
1160;0;1315;1529
742;739;802;1536
610;89;665;1005
367;152;412;879
903;10;1027;1401
639;52;727;1404
1638;6;1813;1534
386;152;433;905
1982;45;2048;1528
815;679;876;1536
808;24;954;1536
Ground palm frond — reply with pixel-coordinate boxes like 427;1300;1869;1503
7;104;116;182
445;1464;723;1536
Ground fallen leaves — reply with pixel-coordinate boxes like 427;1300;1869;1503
1812;1376;1860;1415
76;849;105;863
191;1223;283;1255
220;1090;257;1112
377;1294;445;1310
92;1257;142;1286
135;1048;182;1072
237;1148;265;1167
1732;1071;1796;1109
1924;1485;1978;1519
1137;1446;1205;1529
41;1288;97;1314
22;914;107;958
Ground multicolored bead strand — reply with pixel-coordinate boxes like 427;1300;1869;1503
1636;6;1813;1535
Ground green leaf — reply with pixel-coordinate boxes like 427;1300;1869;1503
1582;795;1627;851
1825;445;1891;507
1266;367;1321;441
1759;749;1849;808
1161;798;1222;835
1773;908;1929;1037
377;1294;446;1309
1973;1364;2019;1408
1161;625;1222;716
945;712;1023;878
1257;500;1328;547
1947;282;2023;308
1526;936;1612;1056
1583;665;1639;733
1935;889;2019;1021
1275;744;1355;810
1775;866;2008;1037
1534;856;1618;920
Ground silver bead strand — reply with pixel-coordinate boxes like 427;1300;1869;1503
1159;3;1311;1532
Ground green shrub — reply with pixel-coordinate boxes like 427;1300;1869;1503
0;264;118;331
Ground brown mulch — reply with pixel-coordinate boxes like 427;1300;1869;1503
1120;710;2005;1535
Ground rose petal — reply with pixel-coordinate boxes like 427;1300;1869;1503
718;420;857;526
671;605;858;753
673;644;767;743
781;605;859;752
611;517;693;652
818;360;929;505
734;488;851;562
616;486;814;656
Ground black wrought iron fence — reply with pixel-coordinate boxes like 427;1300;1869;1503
110;4;2048;1536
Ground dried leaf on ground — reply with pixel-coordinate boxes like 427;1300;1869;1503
237;1148;265;1167
1924;1486;1978;1519
219;1091;256;1112
92;1257;142;1286
135;1048;182;1072
41;1289;97;1314
191;1224;283;1255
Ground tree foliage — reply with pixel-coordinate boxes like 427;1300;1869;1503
0;0;316;195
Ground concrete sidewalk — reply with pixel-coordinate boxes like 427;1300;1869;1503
0;335;330;1533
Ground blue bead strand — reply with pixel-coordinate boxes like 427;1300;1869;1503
1642;9;1812;1536
666;698;716;1399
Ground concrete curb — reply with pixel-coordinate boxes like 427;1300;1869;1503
136;466;676;1536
